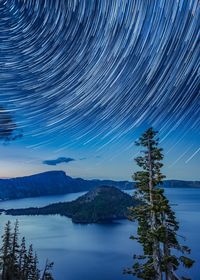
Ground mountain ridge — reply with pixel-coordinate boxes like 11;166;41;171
0;170;199;201
0;170;133;200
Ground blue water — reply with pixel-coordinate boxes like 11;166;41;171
0;188;199;280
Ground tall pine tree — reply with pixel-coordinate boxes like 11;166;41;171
127;128;194;280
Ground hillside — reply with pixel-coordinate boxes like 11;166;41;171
0;171;133;200
0;171;199;201
5;186;140;223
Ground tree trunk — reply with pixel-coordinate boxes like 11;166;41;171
164;244;173;280
148;137;163;280
162;212;174;280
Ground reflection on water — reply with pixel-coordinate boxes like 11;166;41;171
0;192;86;210
0;188;199;280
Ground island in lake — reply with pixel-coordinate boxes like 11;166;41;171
4;186;140;223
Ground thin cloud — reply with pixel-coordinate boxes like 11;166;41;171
43;157;75;166
79;157;87;160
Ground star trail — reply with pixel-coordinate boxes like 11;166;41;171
0;0;199;179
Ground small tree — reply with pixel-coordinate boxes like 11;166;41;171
10;219;20;279
126;128;194;280
19;237;27;279
32;254;40;280
24;244;40;280
42;259;54;280
20;244;40;280
26;244;34;279
1;220;12;280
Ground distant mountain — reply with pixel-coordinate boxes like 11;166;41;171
5;186;140;223
0;171;199;201
163;180;200;188
0;171;133;200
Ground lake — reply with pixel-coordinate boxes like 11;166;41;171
0;188;199;280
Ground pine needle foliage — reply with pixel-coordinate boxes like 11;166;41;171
126;128;194;280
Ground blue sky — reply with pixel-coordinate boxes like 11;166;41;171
0;0;199;180
0;125;199;180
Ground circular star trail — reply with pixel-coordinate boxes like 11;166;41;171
0;0;199;151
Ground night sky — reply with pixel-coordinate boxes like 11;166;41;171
0;0;199;180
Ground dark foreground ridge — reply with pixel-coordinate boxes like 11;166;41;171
4;186;140;223
0;171;199;201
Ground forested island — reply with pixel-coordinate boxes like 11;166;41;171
3;186;140;223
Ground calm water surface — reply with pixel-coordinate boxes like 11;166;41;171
0;188;199;280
